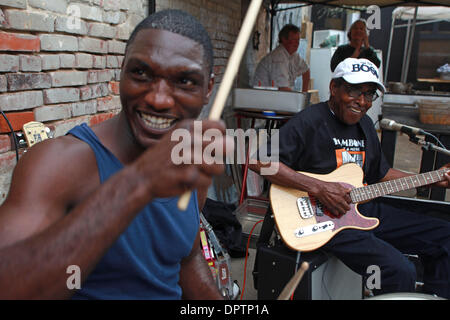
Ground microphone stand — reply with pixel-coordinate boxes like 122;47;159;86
407;133;450;157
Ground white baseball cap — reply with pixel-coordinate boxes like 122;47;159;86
332;58;386;93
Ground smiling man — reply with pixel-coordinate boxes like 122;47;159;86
0;10;226;299
250;58;450;298
330;19;381;72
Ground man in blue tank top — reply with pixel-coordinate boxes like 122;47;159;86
0;10;228;299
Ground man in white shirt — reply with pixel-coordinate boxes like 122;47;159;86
253;24;310;92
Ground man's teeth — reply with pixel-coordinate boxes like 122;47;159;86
350;107;362;113
140;113;175;129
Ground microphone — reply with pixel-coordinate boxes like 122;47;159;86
380;118;426;135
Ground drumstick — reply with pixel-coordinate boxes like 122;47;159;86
177;0;264;210
277;262;309;300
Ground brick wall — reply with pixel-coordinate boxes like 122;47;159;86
156;0;241;85
0;0;149;201
0;0;248;202
155;0;245;121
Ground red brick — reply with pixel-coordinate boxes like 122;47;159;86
50;115;89;138
0;111;35;133
0;134;11;153
0;32;40;52
109;81;120;95
0;151;18;168
89;112;115;126
97;95;120;111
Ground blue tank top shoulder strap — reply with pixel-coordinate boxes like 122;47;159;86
67;122;122;182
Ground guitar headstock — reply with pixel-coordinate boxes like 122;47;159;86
22;121;49;148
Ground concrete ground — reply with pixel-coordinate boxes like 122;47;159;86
230;247;257;300
229;132;449;300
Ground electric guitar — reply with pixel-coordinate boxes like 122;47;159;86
22;121;49;147
270;163;449;252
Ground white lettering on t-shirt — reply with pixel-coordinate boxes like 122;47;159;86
333;138;365;149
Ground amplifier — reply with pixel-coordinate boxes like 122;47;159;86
232;88;307;114
256;244;362;300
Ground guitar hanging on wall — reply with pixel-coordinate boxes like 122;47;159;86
270;163;449;252
22;121;49;147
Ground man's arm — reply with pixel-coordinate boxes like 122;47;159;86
182;188;224;300
302;70;310;92
278;70;309;92
380;166;450;188
0;140;158;299
179;231;224;300
0;119;226;299
249;161;352;217
0;173;156;299
330;45;345;72
197;186;208;212
379;167;413;182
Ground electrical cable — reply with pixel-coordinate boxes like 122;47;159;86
0;110;19;163
423;131;447;150
373;119;380;128
376;116;447;150
240;218;264;300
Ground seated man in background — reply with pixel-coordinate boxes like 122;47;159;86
253;24;310;92
251;58;450;298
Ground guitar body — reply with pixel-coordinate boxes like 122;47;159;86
270;163;379;252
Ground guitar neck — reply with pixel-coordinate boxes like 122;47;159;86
350;168;448;203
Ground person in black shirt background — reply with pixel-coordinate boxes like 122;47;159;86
330;19;381;72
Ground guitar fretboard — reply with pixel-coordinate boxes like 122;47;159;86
350;169;448;203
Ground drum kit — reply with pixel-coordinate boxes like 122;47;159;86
368;293;445;300
199;212;240;300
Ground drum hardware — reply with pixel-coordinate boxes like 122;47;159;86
200;212;240;300
367;293;445;300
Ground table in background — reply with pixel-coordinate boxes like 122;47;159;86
233;109;293;205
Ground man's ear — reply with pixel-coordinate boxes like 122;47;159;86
329;80;337;97
204;73;215;103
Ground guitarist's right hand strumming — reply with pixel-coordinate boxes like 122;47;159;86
250;160;354;218
307;180;352;218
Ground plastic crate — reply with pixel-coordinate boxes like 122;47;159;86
234;198;269;239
